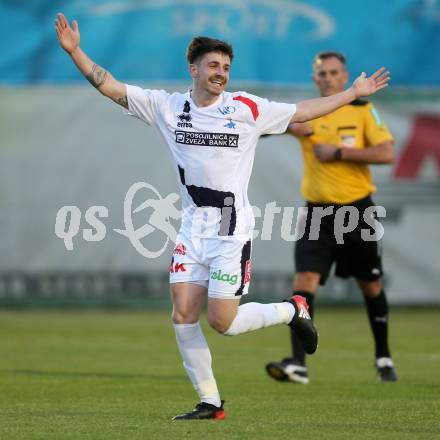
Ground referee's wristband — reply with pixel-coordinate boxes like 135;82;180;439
333;148;343;161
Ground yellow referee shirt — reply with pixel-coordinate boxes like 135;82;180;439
297;100;393;204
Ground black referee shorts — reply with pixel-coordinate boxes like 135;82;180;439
294;195;383;285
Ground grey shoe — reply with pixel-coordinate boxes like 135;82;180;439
265;358;309;384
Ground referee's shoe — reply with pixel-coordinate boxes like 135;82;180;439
376;357;398;382
288;295;318;355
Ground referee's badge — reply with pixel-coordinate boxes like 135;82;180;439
340;135;356;148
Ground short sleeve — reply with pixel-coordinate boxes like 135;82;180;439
233;92;296;136
257;99;297;135
125;84;169;125
364;103;394;146
257;99;296;134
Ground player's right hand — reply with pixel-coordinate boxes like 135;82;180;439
55;13;80;54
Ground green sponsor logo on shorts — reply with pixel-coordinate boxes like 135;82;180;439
211;270;238;285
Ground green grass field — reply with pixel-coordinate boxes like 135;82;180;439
0;308;439;439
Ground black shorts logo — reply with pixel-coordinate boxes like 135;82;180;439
175;130;239;148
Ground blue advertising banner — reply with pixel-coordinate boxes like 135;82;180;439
1;0;440;85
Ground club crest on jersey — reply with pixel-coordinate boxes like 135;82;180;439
218;105;236;116
177;100;193;128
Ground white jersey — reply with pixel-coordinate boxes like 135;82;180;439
126;85;296;241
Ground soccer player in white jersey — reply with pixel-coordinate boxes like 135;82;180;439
55;13;390;420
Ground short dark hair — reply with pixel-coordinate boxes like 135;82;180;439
313;51;346;68
186;36;234;64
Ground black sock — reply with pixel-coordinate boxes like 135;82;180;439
290;290;315;365
364;290;391;358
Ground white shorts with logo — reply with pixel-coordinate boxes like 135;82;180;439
169;234;252;299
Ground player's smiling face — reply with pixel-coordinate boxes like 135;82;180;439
313;57;348;97
190;51;231;97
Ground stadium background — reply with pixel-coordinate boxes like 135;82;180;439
1;0;440;308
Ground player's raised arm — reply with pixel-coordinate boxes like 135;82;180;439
292;68;390;123
54;13;128;108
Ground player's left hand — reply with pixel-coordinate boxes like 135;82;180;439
352;67;390;97
313;143;339;162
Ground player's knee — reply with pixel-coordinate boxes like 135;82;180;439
207;315;233;334
172;309;198;324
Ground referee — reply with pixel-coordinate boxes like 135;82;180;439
266;52;397;383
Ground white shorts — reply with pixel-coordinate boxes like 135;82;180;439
169;234;252;299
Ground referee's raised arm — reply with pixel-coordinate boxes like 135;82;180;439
54;12;128;109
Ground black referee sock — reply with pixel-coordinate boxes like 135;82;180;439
290;290;315;365
364;290;391;359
